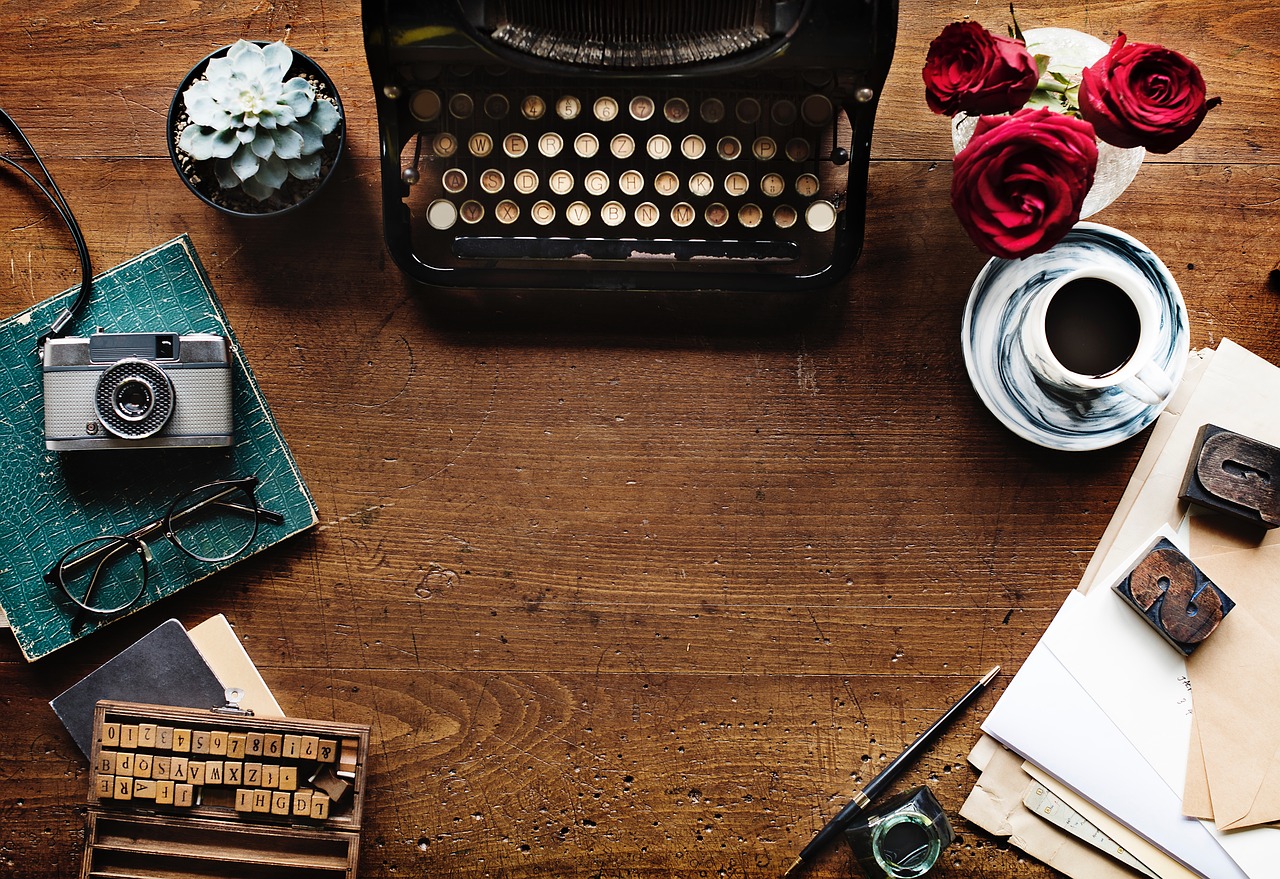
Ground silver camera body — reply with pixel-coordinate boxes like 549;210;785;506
42;331;234;451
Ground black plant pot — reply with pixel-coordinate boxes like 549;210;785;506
167;42;345;217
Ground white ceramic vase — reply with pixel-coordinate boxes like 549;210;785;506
951;27;1145;219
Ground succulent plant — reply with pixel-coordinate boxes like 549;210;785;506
177;40;341;202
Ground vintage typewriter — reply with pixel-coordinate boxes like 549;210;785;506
362;0;897;297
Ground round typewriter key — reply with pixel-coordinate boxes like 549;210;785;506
480;169;505;194
670;202;696;227
459;200;485;223
521;95;546;120
513;169;539;194
717;136;742;160
664;97;690;123
681;134;706;160
795;173;820;197
574;132;600;159
409;89;441;122
805;199;838;232
736;97;762;124
611;133;636;159
801;94;834;126
600;201;626;226
629;95;656;121
441;168;467;193
433;132;458;158
594;96;619;121
584;170;610;196
699;97;726;124
531;200;556;225
654;171;679;196
785;137;811;162
448;93;474;119
484;94;509;119
773;204;798;228
634;202;660;227
548;170;574;195
688;171;714;197
566;200;591;226
468;132;494;157
503;133;528;158
538;131;564;158
619;169;644;196
760;172;786;197
738;203;764;228
495;199;519;223
752;137;778;162
647;134;672;161
426;199;458;230
771;99;798;126
724;171;749;197
555;95;581;120
705;202;729;228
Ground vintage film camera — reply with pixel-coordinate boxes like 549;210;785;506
42;331;233;451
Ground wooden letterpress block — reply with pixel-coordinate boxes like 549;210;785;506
116;753;135;776
100;722;120;748
97;751;117;776
1114;537;1235;655
171;728;191;753
311;766;351;803
271;791;292;815
138;724;157;749
338;739;359;776
153;756;172;781
174;783;194;808
155;780;174;805
235;788;254;812
133;779;157;799
301;736;320;760
244;762;262;787
187;762;206;786
226;732;247;759
170;757;188;782
282;734;302;760
224;762;243;786
317;738;337;762
310;793;330;820
132;753;153;779
278;766;298;791
1180;424;1280;529
114;777;133;800
263;764;280;790
263;734;283;759
245;732;265;757
156;726;173;750
191;730;211;755
205;761;224;785
95;774;114;799
208;730;228;756
292;789;313;816
252;789;271;813
120;725;139;749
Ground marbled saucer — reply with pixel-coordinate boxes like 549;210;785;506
961;223;1189;451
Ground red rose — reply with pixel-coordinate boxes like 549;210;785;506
951;108;1098;259
923;21;1040;116
1079;33;1220;153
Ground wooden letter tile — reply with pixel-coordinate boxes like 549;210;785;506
155;780;174;806
171;728;191;753
1181;424;1280;529
292;789;313;816
174;783;194;808
138;724;157;749
1114;537;1235;655
226;732;247;759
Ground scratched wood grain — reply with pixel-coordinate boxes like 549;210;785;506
1;0;1278;877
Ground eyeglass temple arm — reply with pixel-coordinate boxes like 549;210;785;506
64;540;144;608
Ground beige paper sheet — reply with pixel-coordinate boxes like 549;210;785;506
188;614;284;717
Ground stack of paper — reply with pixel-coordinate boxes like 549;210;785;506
963;340;1280;879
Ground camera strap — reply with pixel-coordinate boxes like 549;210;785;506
0;108;93;353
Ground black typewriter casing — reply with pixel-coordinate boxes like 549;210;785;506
362;0;898;324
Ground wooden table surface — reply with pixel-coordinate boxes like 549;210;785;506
1;1;1276;877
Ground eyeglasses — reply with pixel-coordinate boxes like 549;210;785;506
44;475;284;615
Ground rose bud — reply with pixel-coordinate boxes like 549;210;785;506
951;108;1098;259
1079;33;1221;153
924;20;1040;117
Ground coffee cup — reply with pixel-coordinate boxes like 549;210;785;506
1019;265;1174;405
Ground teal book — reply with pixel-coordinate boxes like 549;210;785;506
0;236;318;661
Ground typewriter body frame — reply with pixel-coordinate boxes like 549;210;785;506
363;0;898;300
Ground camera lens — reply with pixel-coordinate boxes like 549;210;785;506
112;377;155;421
95;359;175;439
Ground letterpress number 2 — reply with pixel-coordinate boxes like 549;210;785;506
1128;546;1225;646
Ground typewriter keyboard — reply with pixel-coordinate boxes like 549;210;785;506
393;75;856;275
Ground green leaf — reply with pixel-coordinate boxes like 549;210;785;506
208;127;240;159
213;157;240;190
228;40;267;79
178;125;218;160
279;77;315;115
1009;3;1025;43
286;152;322;181
261;41;293;80
250;129;276;160
256;154;290;189
230;143;261;182
290;119;325;156
1035;54;1051;78
270;126;305;160
239;173;276;202
306;97;340;135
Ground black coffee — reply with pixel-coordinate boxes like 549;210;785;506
1044;278;1142;377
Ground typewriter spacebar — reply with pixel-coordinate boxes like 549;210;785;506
453;237;799;263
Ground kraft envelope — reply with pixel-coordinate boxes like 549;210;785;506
1185;541;1280;831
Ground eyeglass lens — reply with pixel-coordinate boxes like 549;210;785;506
169;482;261;562
56;536;148;614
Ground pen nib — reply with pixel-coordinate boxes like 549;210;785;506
980;665;1001;686
783;856;803;878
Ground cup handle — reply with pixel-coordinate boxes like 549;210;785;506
1119;362;1173;406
